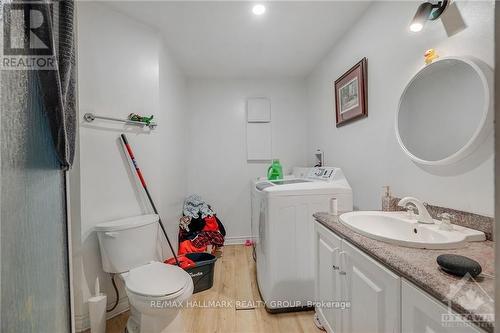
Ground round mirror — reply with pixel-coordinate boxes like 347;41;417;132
396;57;492;166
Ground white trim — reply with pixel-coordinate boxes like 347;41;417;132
224;236;252;245
75;296;130;332
65;171;76;333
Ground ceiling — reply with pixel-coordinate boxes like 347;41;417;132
109;1;372;78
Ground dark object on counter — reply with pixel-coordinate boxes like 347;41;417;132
437;254;482;277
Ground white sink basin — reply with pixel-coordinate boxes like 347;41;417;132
339;211;485;249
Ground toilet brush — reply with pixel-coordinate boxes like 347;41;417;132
120;134;180;266
88;277;106;333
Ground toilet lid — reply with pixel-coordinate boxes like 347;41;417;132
125;262;191;297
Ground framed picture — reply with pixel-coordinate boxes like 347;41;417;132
334;58;368;127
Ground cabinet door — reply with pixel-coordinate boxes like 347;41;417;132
341;241;400;333
315;222;342;333
402;279;484;333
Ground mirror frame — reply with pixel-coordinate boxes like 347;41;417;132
395;56;493;166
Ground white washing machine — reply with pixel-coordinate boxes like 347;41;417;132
251;167;353;311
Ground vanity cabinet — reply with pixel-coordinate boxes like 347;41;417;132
314;221;486;333
315;223;342;333
341;241;400;333
314;222;400;333
402;280;483;333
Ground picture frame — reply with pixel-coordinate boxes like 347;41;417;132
334;58;368;127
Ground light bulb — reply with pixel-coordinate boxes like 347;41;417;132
409;2;433;33
409;22;423;32
252;4;266;16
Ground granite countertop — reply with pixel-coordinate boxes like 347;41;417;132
314;212;494;332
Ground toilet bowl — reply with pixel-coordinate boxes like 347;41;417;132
95;214;193;333
122;261;193;333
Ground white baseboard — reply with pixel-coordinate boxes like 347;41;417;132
75;296;129;332
224;236;252;245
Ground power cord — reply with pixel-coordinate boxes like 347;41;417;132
106;273;119;312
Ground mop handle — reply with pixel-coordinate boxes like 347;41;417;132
120;134;180;267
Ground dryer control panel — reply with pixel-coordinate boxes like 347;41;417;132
306;167;337;181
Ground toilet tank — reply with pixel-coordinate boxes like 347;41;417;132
95;214;160;273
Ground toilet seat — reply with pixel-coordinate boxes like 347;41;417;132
124;261;191;298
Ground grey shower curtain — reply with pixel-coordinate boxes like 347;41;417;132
2;0;77;169
34;0;77;169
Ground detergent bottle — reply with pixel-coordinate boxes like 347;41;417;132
267;159;283;180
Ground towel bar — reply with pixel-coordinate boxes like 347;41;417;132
83;113;157;129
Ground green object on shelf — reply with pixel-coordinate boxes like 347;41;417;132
267;159;283;180
128;113;154;125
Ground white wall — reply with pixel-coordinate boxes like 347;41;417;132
306;0;494;216
70;1;494;330
72;2;187;331
186;79;309;242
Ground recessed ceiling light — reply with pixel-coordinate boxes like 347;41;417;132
252;4;266;16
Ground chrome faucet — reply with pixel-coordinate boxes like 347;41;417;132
397;197;434;224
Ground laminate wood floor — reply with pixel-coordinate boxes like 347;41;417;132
88;245;321;333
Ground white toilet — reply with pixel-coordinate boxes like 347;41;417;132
95;214;193;333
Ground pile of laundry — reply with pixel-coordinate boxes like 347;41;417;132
178;195;226;255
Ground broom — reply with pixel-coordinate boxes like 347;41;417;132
120;134;180;267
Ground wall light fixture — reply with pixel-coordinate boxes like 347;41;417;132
409;0;448;32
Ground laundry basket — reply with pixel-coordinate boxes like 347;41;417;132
184;253;217;293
